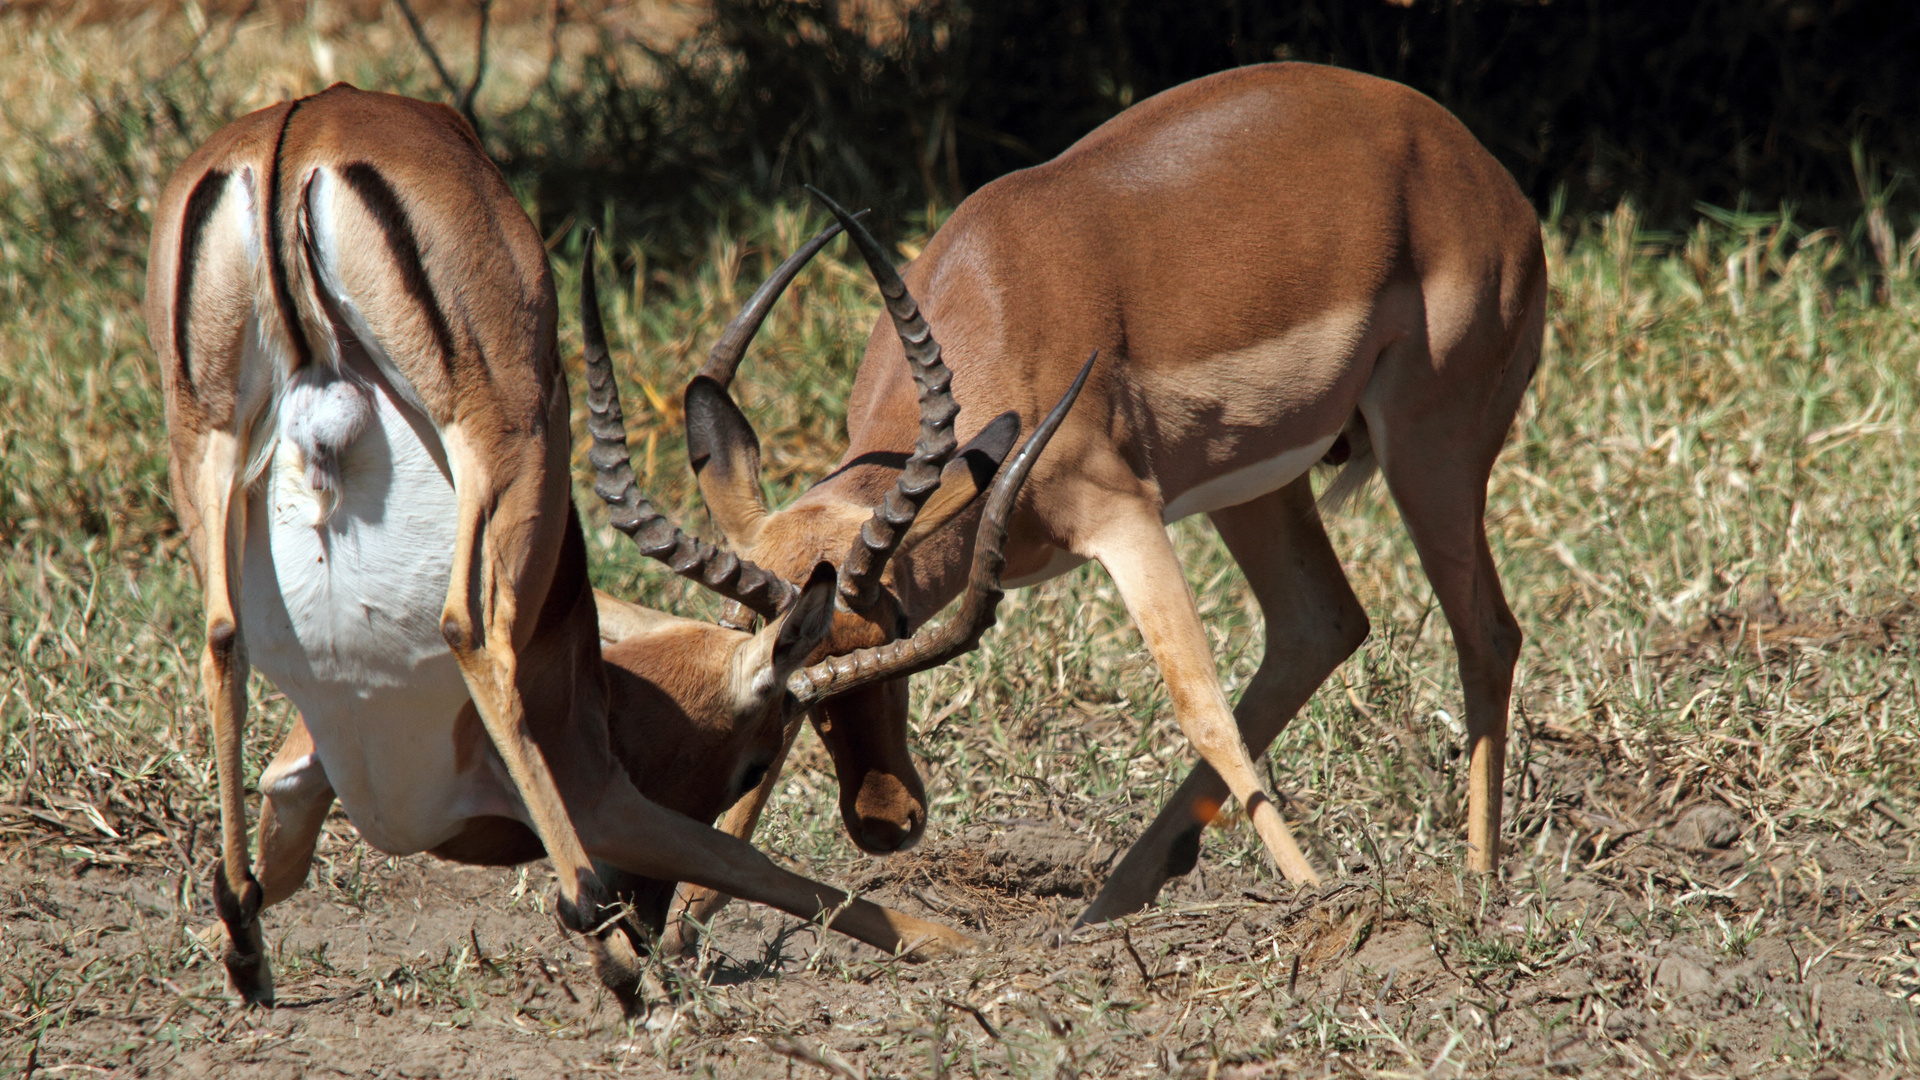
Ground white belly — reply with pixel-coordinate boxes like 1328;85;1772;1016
1158;436;1337;523
241;378;524;855
1003;546;1091;589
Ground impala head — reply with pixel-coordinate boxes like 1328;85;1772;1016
595;564;838;931
582;212;1093;854
602;563;838;822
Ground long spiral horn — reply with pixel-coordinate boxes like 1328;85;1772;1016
807;186;961;613
696;212;864;389
581;230;797;620
786;350;1098;706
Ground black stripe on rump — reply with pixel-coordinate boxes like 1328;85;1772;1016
172;168;228;394
266;97;314;370
339;162;459;374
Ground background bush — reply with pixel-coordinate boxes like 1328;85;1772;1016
7;0;1917;277
489;0;1920;256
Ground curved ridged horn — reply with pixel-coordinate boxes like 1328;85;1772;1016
806;186;961;613
787;350;1099;706
696;213;864;389
580;230;798;620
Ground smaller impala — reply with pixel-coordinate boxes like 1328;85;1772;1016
595;62;1546;936
145;84;1086;1007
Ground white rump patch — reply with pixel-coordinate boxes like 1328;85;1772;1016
300;167;433;418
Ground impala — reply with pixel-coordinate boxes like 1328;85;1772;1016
146;84;1084;1007
596;62;1546;935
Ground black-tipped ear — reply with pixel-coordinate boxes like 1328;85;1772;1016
685;374;769;547
772;562;837;671
898;411;1023;550
955;410;1022;486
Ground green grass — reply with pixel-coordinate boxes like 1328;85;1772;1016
4;7;1920;1079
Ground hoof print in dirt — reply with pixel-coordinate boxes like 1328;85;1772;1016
855;819;1114;932
973;820;1113;899
1665;803;1746;850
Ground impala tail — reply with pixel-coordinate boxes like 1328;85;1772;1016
1316;416;1377;514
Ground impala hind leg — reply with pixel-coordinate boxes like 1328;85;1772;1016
185;434;280;1004
1378;462;1520;873
438;433;646;1006
1089;507;1322;888
255;719;337;908
1078;479;1366;925
1366;277;1536;874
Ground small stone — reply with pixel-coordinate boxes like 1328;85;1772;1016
1669;803;1744;849
1653;955;1715;995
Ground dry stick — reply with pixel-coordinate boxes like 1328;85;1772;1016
463;0;492;119
393;0;492;135
1121;926;1159;995
767;1037;865;1080
939;997;1000;1041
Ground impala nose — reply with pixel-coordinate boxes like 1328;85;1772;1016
856;815;921;853
846;773;926;853
818;686;927;854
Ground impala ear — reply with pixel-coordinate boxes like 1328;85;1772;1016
773;563;838;671
738;562;836;712
686;374;768;548
898;411;1022;551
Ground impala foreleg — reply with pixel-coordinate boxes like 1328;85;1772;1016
656;717;802;959
1079;480;1366;925
583;775;977;962
1091;509;1322;887
440;437;646;1006
255;719;336;907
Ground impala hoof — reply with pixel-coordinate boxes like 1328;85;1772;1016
590;935;652;1018
222;924;275;1007
211;867;273;1006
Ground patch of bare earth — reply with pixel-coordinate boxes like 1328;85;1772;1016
9;756;1920;1078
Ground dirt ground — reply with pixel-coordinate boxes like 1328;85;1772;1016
10;726;1920;1079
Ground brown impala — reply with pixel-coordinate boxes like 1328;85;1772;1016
145;84;1091;1007
592;62;1545;937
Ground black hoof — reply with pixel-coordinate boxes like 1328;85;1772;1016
224;939;275;1007
556;884;616;938
558;879;665;1015
211;867;273;1006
